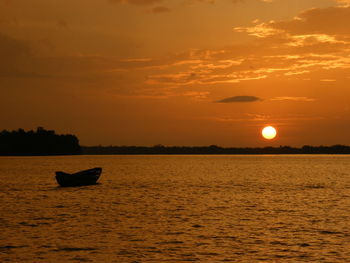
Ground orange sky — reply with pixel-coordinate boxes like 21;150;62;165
1;0;350;146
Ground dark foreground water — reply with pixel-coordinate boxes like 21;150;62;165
1;155;350;262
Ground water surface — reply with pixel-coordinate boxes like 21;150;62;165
1;155;350;262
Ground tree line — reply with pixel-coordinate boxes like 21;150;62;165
82;144;350;155
2;127;350;155
0;127;81;156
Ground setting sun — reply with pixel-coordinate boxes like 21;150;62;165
262;126;277;140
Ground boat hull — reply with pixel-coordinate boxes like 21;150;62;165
55;167;102;187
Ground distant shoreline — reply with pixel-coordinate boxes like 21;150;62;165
2;128;350;156
2;153;350;156
80;145;350;155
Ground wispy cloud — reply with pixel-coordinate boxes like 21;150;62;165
271;97;316;102
138;6;350;88
320;79;336;82
111;0;162;5
3;4;350;102
335;0;350;6
151;6;171;13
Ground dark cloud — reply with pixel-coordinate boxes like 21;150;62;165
216;96;262;103
0;32;29;58
57;19;68;29
0;32;32;77
0;32;114;79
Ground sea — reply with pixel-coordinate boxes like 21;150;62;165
1;155;350;262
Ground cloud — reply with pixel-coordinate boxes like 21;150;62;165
195;0;215;3
191;0;269;3
151;6;171;13
271;97;316;102
0;32;34;77
0;32;128;80
182;91;210;100
111;0;162;5
274;7;350;36
110;0;260;6
335;0;350;6
236;6;350;38
3;4;350;100
216;96;262;103
56;19;68;29
0;32;30;57
320;79;336;82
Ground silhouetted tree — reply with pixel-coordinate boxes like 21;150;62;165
0;127;81;156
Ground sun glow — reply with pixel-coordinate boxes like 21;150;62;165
262;126;277;140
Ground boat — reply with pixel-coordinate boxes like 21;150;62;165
55;167;102;187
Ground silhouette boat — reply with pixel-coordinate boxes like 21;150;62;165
55;167;102;187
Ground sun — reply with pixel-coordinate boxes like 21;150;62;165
262;126;277;140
